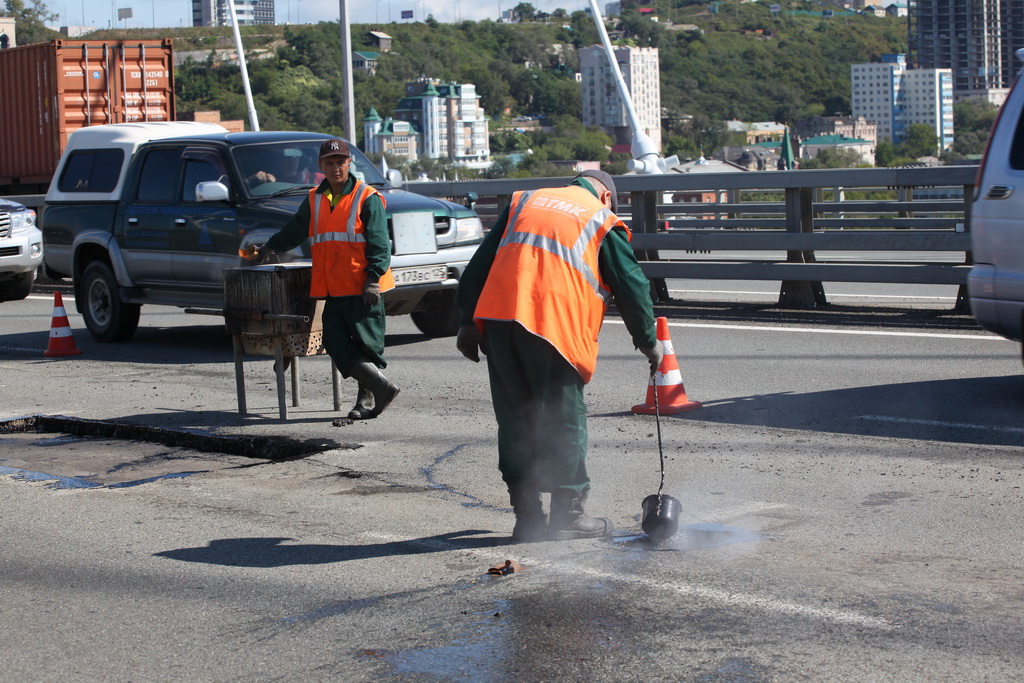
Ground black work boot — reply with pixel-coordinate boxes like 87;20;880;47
508;482;546;543
347;383;375;420
348;362;400;418
548;489;613;541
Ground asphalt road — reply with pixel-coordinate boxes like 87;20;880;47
2;283;1023;681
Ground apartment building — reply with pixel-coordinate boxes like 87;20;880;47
389;79;491;169
851;53;954;150
793;116;878;145
579;44;662;153
192;0;275;27
909;0;1014;105
362;108;421;162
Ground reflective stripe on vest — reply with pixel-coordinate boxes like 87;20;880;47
500;190;613;304
306;180;394;298
474;185;622;383
310;181;369;243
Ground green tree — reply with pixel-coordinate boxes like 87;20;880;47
874;139;915;167
4;0;60;44
513;3;537;22
491;128;532;153
568;10;599;48
950;99;998;157
901;123;938;158
874;139;897;167
798;147;869;169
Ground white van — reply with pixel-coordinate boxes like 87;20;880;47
968;50;1024;360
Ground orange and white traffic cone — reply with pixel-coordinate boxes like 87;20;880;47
43;291;82;357
632;316;701;415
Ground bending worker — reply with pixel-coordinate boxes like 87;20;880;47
456;170;662;542
257;138;399;420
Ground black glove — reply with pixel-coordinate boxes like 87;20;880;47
254;244;274;265
456;325;483;363
640;342;663;375
363;281;381;306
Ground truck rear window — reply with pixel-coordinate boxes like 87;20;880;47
57;149;124;193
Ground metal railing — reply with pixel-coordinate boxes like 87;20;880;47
406;165;977;309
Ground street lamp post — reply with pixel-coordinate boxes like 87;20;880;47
339;0;356;143
225;0;260;131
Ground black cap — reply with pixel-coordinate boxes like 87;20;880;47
575;169;618;212
319;138;351;159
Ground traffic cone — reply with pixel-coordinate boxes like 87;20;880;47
43;292;82;357
632;316;701;415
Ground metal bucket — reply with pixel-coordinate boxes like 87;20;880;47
641;493;681;541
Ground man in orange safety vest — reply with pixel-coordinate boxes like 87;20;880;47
257;138;399;420
456;170;662;542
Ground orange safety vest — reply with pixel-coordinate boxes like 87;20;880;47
307;180;395;299
473;185;629;383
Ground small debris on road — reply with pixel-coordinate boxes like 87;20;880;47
487;559;522;575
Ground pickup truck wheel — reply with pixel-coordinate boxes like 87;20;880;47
80;262;141;342
0;271;34;301
410;290;461;338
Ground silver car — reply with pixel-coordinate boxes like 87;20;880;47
0;198;41;301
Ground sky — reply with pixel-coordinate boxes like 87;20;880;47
58;0;586;31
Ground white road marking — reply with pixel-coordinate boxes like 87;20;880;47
605;319;1000;341
859;414;1024;434
362;531;893;630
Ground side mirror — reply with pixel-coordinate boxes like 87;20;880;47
386;168;405;188
465;191;478;210
196;181;230;202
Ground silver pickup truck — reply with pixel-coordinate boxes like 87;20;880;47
42;122;482;341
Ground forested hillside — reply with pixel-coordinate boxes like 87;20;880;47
170;5;906;127
78;2;922;173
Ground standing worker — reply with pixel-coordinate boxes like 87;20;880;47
456;170;663;542
256;138;400;420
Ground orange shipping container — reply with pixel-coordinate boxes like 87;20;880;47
0;39;175;187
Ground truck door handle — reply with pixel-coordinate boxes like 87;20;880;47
175;218;187;224
128;217;138;224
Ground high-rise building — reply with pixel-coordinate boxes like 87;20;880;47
908;0;1013;104
192;0;275;27
851;54;955;151
390;79;490;169
579;45;662;153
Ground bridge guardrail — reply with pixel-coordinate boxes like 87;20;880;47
405;165;978;309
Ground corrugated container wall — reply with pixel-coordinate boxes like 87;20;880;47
0;39;175;186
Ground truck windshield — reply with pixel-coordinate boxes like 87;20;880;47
234;141;388;197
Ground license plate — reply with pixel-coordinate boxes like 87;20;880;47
392;265;447;285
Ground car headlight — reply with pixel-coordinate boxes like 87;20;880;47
10;209;37;234
454;216;483;244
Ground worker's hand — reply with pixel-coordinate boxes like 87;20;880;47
640;342;663;375
456;325;483;363
250;170;276;184
362;281;381;306
254;244;274;265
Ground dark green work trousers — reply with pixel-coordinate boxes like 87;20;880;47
322;295;387;377
483;320;589;497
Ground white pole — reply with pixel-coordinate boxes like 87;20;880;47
339;0;356;142
225;0;260;131
585;0;675;173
